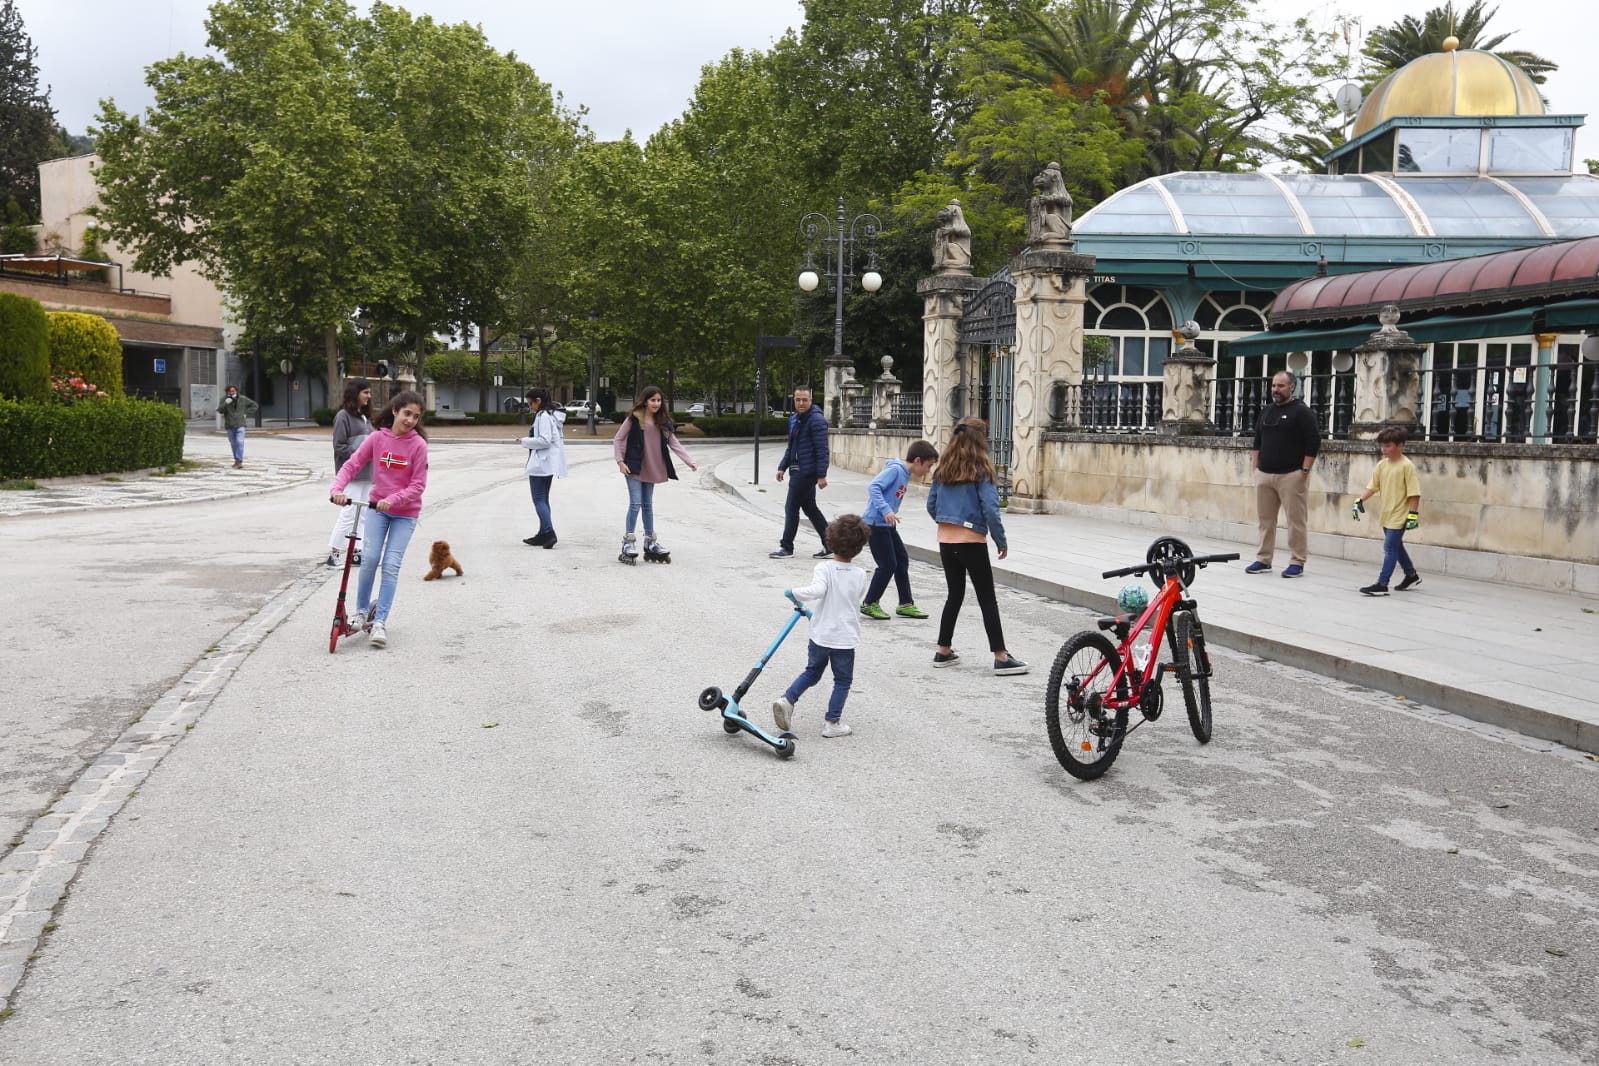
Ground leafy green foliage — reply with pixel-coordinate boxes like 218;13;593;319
0;395;183;478
46;312;124;397
1363;2;1556;85
0;291;49;402
0;0;55;219
422;350;495;388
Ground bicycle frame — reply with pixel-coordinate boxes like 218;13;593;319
1093;574;1185;713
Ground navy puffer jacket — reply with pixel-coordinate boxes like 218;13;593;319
777;407;829;478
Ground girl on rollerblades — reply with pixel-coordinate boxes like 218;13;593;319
330;390;429;649
612;385;697;564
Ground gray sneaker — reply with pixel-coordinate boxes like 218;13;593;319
768;548;794;559
771;697;793;732
368;620;387;648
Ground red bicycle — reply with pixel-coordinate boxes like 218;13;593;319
1045;537;1237;780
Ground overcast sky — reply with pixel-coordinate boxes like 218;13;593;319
15;0;1597;166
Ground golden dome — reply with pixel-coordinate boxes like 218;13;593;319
1351;49;1545;138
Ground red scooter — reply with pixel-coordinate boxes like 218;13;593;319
328;500;370;653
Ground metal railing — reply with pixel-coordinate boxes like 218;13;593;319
1215;372;1354;440
890;392;922;429
1054;381;1164;432
1418;357;1599;443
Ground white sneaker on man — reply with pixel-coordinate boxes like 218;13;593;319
368;620;387;648
821;720;852;738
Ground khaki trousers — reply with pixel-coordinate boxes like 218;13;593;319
1255;470;1308;567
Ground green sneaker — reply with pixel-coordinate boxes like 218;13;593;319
860;601;891;620
895;603;929;618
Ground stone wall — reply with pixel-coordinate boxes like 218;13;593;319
827;428;1599;592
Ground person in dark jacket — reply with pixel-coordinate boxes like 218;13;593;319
1248;370;1321;578
769;387;832;559
216;385;259;467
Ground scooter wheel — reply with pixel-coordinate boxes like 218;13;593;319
698;686;723;712
721;717;742;735
776;738;797;759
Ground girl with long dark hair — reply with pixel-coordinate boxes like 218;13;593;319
612;385;697;563
518;387;568;547
325;378;373;567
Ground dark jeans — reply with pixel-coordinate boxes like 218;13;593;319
780;471;829;552
1378;526;1415;585
783;640;855;722
527;475;554;536
864;524;912;606
937;541;1006;652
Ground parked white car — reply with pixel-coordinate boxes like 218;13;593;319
564;400;600;418
686;402;710;417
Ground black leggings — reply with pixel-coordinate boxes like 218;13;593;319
937;542;1006;652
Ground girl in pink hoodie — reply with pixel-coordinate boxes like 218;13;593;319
330;390;429;649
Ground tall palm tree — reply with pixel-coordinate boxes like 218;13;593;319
1362;1;1557;85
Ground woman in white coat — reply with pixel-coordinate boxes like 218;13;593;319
518;387;568;548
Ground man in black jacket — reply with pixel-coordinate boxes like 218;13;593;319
769;388;831;559
1248;371;1321;578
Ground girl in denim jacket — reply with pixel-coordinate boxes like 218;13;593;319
924;417;1027;675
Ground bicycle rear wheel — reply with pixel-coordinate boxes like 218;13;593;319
1045;631;1130;780
1170;610;1213;743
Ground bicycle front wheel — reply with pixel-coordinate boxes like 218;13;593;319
1045;631;1130;780
1170;611;1213;743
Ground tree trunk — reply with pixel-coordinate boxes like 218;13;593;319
324;326;339;409
479;328;490;413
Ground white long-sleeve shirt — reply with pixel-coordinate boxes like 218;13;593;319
790;561;869;650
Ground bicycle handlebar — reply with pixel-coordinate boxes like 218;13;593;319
1101;552;1239;580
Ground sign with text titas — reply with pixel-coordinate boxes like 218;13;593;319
153;358;167;374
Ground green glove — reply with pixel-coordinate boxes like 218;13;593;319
1350;499;1364;521
1405;511;1419;531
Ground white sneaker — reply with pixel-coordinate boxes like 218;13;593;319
368;620;387;648
771;697;793;731
821;720;852;738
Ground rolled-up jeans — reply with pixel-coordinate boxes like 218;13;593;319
358;510;417;624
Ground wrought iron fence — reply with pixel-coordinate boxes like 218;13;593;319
1215;372;1354;440
890;392;922;429
1054;381;1164;432
1418;356;1599;443
847;395;873;426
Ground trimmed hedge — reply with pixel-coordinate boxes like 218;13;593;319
47;312;125;397
0;397;185;478
0;292;50;403
690;415;790;437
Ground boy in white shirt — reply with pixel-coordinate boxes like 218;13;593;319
773;514;872;738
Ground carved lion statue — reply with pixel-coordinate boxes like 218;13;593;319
1028;161;1074;244
932;199;972;274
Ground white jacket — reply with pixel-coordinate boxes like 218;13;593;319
519;409;568;477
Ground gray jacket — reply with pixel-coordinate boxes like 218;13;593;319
332;409;373;483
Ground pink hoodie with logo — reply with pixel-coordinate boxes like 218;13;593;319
331;426;428;517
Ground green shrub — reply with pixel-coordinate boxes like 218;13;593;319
0;396;184;478
0;292;50;403
312;407;335;426
467;411;525;425
46;312;124;397
691;415;790;437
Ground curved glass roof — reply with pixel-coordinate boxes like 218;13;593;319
1075;172;1599;241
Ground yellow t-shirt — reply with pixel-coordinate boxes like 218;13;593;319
1366;455;1421;530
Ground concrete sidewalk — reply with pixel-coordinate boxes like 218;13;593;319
710;445;1599;755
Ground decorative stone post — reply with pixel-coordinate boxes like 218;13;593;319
1348;304;1425;440
1007;164;1096;510
1159;320;1215;435
872;354;901;426
917;199;982;451
839;369;866;427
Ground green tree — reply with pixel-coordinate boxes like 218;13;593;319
0;0;56;219
1362;2;1556;85
0;291;49;402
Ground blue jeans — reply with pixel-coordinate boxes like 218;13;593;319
864;523;912;606
227;426;245;462
780;471;829;552
1378;526;1415;585
358;510;417;623
625;478;656;535
784;641;855;722
528;475;554;536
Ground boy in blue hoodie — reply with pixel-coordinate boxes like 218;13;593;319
859;440;940;620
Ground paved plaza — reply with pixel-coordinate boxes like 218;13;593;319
0;425;1596;1064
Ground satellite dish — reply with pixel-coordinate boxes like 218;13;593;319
1335;83;1363;118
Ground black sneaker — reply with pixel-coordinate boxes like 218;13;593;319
933;651;960;668
812;549;832;559
1359;583;1389;596
993;656;1029;676
768;548;794;559
1395;573;1422;592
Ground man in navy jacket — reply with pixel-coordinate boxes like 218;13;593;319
769;388;832;559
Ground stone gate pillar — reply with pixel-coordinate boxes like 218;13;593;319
1160;321;1215;435
1008;246;1096;510
916;275;981;451
1349;305;1425;440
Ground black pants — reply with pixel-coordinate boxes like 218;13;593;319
780;471;829;552
937;542;1006;652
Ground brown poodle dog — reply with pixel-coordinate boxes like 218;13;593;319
423;540;464;581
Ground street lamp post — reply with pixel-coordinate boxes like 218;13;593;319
798;197;883;426
587;309;600;435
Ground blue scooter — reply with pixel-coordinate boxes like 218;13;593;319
697;593;807;759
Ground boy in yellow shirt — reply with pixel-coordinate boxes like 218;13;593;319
1350;427;1422;596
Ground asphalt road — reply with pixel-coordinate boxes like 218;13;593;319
1;432;1595;1064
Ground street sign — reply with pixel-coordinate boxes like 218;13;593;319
152;358;166;374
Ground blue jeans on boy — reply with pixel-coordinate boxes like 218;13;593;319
784;641;855;723
779;472;829;553
625;478;656;534
227;426;245;462
527;475;554;537
1378;526;1415;586
864;523;912;606
358;510;417;623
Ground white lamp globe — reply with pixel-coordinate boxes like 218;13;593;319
798;270;820;292
861;270;883;293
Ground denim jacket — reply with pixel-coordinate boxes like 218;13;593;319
925;477;1006;552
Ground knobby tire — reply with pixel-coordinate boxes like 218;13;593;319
1171;611;1213;743
1045;631;1130;780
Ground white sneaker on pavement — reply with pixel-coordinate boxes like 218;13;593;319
368;620;387;648
771;697;793;731
821;720;852;738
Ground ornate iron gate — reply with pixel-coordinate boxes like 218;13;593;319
957;273;1016;501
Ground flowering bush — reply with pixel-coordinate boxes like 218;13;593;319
48;373;108;406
